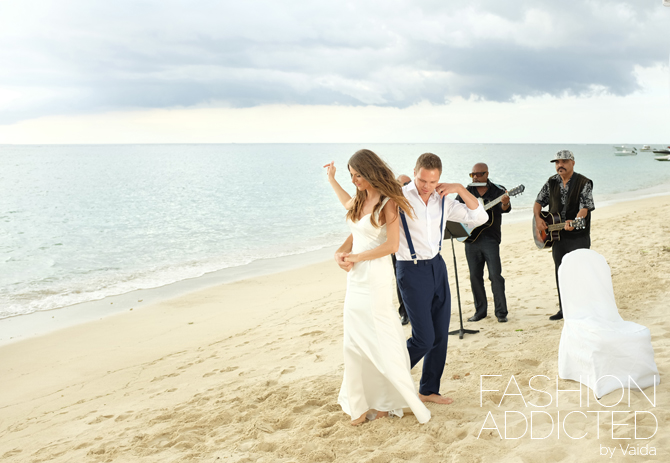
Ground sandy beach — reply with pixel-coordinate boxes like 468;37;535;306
1;195;669;463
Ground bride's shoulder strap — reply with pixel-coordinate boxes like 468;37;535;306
376;196;392;218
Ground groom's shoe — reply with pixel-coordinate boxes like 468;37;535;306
549;310;563;321
399;307;410;326
497;316;508;323
467;314;486;322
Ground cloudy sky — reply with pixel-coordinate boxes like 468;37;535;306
0;0;668;143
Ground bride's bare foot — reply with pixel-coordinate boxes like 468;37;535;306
419;393;453;405
373;411;389;420
351;412;367;426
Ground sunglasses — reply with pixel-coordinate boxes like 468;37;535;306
469;171;488;178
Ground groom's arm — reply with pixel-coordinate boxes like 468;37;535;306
436;183;480;210
444;189;488;229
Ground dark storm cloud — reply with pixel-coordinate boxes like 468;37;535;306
0;0;668;123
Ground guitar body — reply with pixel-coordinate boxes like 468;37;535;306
456;184;525;243
456;198;486;242
533;211;561;249
533;211;585;250
457;212;494;243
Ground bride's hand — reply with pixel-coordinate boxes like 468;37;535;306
344;253;362;263
335;251;354;272
323;161;336;179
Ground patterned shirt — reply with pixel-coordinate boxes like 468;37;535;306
535;174;595;220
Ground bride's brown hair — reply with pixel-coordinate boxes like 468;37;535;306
346;149;415;227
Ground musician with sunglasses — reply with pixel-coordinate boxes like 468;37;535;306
455;163;510;323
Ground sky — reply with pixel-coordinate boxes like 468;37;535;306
0;0;669;144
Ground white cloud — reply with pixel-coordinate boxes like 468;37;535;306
1;63;667;144
0;0;668;136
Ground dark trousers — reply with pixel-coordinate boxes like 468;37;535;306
396;254;451;396
552;234;591;310
464;236;508;318
391;254;407;318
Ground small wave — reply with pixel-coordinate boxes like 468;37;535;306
0;239;343;319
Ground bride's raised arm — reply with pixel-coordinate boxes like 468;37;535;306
324;162;354;210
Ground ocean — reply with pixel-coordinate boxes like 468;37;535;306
2;143;669;320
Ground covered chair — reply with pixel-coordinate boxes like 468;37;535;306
557;249;660;398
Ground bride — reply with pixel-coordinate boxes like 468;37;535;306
325;149;431;426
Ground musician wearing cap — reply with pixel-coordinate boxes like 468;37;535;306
456;163;511;323
534;150;595;321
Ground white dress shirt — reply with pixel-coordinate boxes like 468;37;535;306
396;181;488;261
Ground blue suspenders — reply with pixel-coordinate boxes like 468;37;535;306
399;196;445;264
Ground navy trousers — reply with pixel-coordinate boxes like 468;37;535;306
396;254;451;396
391;254;407;318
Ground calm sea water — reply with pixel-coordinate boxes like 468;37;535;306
1;143;669;319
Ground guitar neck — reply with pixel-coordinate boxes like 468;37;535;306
547;219;583;232
547;222;568;232
483;195;504;211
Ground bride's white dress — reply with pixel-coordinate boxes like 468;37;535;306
337;200;431;424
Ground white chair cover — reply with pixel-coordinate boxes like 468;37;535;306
557;249;660;398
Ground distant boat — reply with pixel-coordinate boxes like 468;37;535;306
613;145;626;151
640;145;652;151
654;154;670;162
615;147;637;156
652;146;670;154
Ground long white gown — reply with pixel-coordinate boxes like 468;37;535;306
337;200;431;424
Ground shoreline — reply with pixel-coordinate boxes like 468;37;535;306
1;194;668;462
0;244;338;346
3;184;670;346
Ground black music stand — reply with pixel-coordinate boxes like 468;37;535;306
444;221;479;339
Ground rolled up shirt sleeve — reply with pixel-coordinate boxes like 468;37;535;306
444;198;488;230
579;181;595;211
535;182;550;208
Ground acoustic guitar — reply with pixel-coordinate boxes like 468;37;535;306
532;211;585;249
457;185;525;243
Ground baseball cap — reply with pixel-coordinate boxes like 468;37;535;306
550;150;575;163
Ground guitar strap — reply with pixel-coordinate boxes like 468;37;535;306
400;196;445;265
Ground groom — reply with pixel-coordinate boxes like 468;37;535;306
336;153;486;404
395;153;487;403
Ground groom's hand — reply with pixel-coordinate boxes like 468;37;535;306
335;252;354;272
435;183;463;198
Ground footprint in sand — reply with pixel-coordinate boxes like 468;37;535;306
280;366;296;375
88;415;114;424
114;411;134;422
237;440;256;452
318;414;340;429
301;330;325;337
150;372;180;382
254;421;275;433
